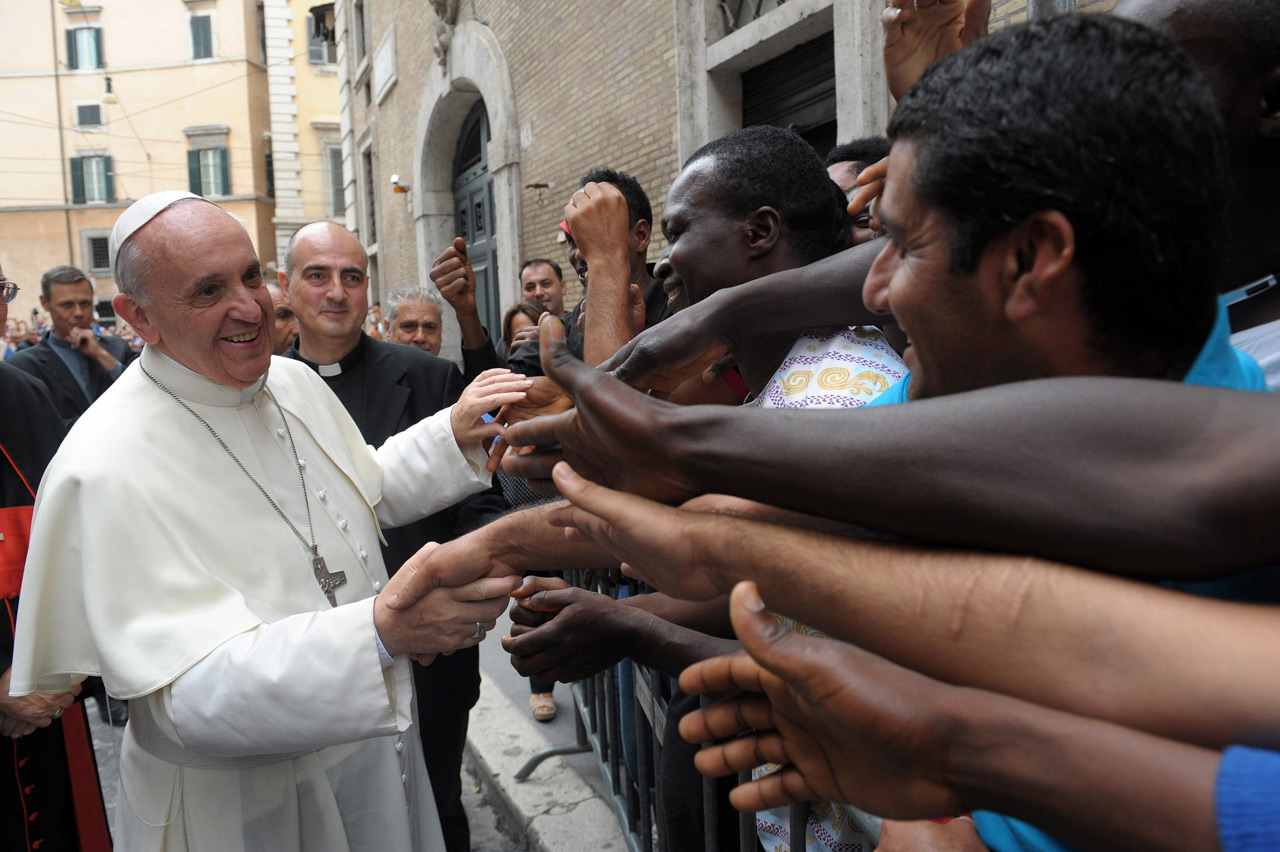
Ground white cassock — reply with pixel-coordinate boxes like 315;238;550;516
10;345;493;852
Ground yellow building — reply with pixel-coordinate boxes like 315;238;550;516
0;0;337;328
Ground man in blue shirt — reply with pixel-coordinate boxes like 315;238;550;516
9;265;136;427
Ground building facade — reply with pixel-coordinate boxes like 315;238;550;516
0;0;337;328
333;0;1113;363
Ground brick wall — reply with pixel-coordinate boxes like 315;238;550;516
992;0;1118;30
476;0;680;301
349;1;680;304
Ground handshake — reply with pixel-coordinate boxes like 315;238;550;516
372;538;522;665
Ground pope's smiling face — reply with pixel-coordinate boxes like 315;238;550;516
124;201;273;387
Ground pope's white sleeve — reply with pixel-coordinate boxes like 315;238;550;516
373;404;492;528
164;597;414;757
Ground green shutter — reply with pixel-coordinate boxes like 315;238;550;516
70;157;85;204
307;15;323;63
66;29;78;69
93;28;104;68
191;16;212;59
104;155;115;203
219;148;230;195
329;147;344;216
188;150;201;194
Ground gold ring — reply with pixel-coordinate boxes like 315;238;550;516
52;708;63;719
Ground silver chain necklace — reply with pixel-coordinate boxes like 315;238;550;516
140;364;347;605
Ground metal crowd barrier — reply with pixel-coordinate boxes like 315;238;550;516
511;571;885;852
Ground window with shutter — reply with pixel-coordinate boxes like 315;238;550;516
328;147;344;217
307;15;324;63
75;104;103;129
191;15;213;60
197;148;229;196
80;157;108;203
68;28;103;70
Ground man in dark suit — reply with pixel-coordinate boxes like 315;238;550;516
280;221;508;852
8;264;134;727
9;265;137;427
1;260;112;851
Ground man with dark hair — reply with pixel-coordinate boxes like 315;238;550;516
826;136;891;246
517;258;567;317
281;220;512;852
502;166;671;374
497;14;1268;852
9;265;136;426
825;137;891;173
861;10;1247;407
0;260;111;852
483;124;892;852
1112;0;1280;389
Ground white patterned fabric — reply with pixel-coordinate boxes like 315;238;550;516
750;326;903;852
753;326;905;409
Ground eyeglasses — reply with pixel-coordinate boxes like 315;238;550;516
0;280;18;305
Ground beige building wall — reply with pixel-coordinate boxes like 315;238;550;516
264;0;342;267
1;0;274;327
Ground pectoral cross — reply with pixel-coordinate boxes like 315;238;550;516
312;547;347;606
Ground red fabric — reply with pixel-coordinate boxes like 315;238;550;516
0;439;35;598
720;367;751;403
0;505;32;598
60;707;112;851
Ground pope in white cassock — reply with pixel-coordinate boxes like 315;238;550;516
9;191;531;852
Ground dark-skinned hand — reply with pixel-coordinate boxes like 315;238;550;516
883;0;991;101
544;462;724;600
486;375;574;473
502;576;634;683
679;581;969;820
501;314;698;502
430;237;479;316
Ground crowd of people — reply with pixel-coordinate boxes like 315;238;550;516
2;0;1278;851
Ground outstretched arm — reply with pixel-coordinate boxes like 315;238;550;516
543;460;1280;750
679;582;1222;852
505;329;1280;574
502;577;739;682
603;240;885;393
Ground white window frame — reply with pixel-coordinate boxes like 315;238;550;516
199;148;228;196
68;26;103;70
72;100;105;132
80;228;114;279
83;156;109;203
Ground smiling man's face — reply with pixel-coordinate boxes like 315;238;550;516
123;202;273;387
861;143;1011;401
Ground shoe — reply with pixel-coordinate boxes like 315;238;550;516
97;696;129;727
529;693;557;722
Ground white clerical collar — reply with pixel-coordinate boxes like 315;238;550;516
142;345;268;407
318;362;342;377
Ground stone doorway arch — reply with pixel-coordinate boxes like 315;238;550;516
414;19;521;361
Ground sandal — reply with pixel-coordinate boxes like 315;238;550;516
530;693;557;722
